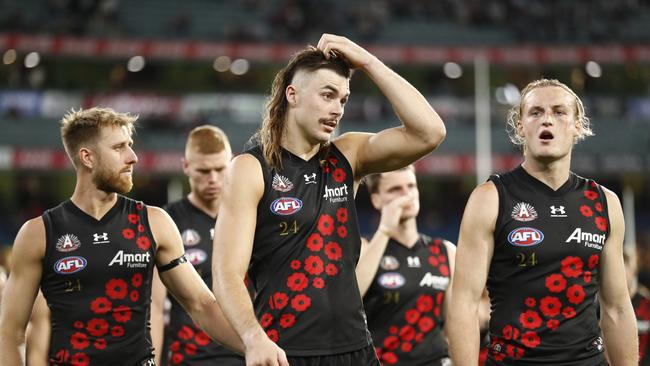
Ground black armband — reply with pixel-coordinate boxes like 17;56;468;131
157;254;188;273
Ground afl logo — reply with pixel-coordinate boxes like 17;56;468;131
270;197;303;216
186;248;208;266
54;256;87;274
378;272;406;289
508;227;544;247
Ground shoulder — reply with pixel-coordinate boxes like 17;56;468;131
146;206;175;227
14;216;46;259
470;180;499;203
332;132;373;165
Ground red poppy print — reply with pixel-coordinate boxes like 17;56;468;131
70;332;90;350
131;273;143;288
405;309;420;324
185;343;197;355
318;214;335;236
588;254;599;270
304;255;324;276
525;297;536;308
271;292;289;310
71;353;90;366
113;305;132;323
312;277;325;289
130;290;139;302
332;168;346;183
324;242;342;261
171;353;184;364
74;321;84;329
584;190;598;200
547;319;559;330
286;272;309;292
502;325;519;340
383;335;400;350
137;224;145;233
382;352;398;364
428;256;439;267
399;325;415;341
323;165;330;173
178;325;194;340
595;202;603;212
290;260;301;271
86;318;109;337
595;217;607;232
337;226;348;238
306;233;324;252
280;314;296;329
325;263;339;276
506;345;525;358
266;329;279;342
562;306;576;319
122;228;135;239
439;264;449;277
561;256;583;278
170;341;180;352
137;236;151;250
94;339;106;350
417;316;434;333
580;205;593;217
545;273;567;293
328;157;338;166
111;326;124;337
135;203;143;210
195;331;210;346
261;313;273;328
336;208;348;223
90;297;112;315
401;342;413;353
105;279;128;300
566;284;586;305
583;271;592;283
539;296;561;317
519;310;542;329
416;295;434;312
389;326;398;334
414;332;424;343
291;294;312;312
128;214;139;224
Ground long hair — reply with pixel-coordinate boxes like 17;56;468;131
506;78;592;149
254;46;351;170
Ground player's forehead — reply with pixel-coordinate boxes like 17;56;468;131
378;169;417;189
523;86;574;111
99;125;132;144
294;68;350;94
187;150;230;168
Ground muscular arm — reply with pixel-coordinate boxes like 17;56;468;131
26;291;50;366
150;267;167;365
446;183;497;366
318;34;446;178
598;188;638;365
442;240;456;321
212;154;288;366
0;218;46;366
149;206;244;354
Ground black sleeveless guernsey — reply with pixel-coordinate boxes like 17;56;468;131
41;196;157;366
246;144;371;356
163;198;244;365
632;286;650;365
363;235;450;365
487;166;609;365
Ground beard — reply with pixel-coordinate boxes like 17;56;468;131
93;161;133;194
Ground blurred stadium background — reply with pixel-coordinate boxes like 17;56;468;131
0;0;649;280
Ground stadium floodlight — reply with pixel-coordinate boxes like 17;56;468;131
213;56;231;72
443;62;463;79
24;52;40;68
3;49;17;65
585;61;602;78
127;56;146;72
230;59;249;75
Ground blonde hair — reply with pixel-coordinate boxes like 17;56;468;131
254;46;351;170
185;125;231;157
506;79;593;148
60;107;137;167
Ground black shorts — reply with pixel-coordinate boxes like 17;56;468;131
287;346;379;366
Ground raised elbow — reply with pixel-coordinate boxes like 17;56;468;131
421;119;446;151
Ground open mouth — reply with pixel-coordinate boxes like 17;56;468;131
320;118;338;129
539;131;554;140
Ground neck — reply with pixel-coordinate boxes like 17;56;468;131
187;192;219;218
70;175;119;219
521;154;572;190
392;218;420;248
281;118;323;161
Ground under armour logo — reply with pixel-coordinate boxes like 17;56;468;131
550;205;566;216
93;232;109;244
304;173;317;184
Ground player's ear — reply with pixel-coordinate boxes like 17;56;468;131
79;147;95;169
286;84;298;107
